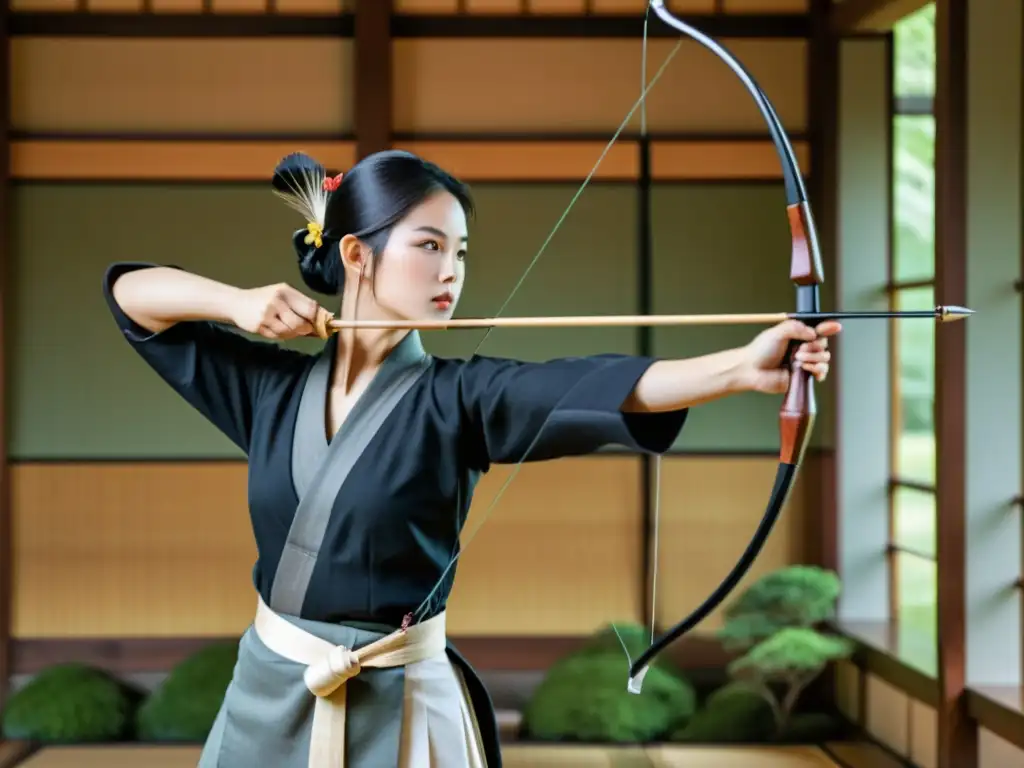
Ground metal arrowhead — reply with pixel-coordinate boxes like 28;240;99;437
937;305;974;322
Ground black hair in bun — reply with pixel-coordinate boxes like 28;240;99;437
272;149;475;296
272;153;343;295
290;228;341;295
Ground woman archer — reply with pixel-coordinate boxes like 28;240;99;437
103;149;838;767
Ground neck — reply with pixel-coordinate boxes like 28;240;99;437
336;328;408;372
331;282;410;394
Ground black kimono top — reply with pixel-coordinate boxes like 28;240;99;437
103;262;689;628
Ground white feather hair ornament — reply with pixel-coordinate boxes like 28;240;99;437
271;152;344;249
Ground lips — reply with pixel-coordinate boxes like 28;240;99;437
433;292;454;303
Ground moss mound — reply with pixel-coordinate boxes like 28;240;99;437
521;651;697;743
671;682;775;743
1;663;142;742
136;641;238;742
672;683;848;744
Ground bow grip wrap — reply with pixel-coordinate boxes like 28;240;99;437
780;352;816;466
781;201;824;466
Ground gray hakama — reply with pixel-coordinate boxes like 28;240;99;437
198;597;486;767
103;261;689;768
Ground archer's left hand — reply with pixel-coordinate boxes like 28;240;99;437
742;319;842;395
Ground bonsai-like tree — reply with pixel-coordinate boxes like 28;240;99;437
714;565;852;738
717;565;841;652
727;627;853;734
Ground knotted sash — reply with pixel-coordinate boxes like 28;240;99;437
254;594;447;768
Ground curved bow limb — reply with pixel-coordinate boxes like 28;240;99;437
626;330;819;691
625;0;824;694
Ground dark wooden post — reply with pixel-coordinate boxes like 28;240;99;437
933;0;975;765
354;0;393;159
0;0;12;715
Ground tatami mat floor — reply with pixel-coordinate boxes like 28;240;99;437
5;744;856;768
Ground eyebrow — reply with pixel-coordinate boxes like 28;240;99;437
415;225;468;242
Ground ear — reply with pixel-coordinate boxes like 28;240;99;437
339;234;372;279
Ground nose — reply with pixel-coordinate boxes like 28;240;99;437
439;253;458;283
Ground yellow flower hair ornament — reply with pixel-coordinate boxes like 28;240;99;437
304;221;324;249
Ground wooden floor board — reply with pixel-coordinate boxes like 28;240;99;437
18;746;204;768
7;743;846;768
0;742;41;768
647;745;841;767
821;741;910;768
503;745;654;767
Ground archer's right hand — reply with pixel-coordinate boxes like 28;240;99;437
232;283;322;340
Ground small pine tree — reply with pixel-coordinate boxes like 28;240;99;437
710;566;851;740
717;565;841;652
726;627;853;734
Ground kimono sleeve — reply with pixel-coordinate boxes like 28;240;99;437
103;261;299;453
459;353;689;465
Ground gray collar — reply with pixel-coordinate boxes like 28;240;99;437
291;331;431;498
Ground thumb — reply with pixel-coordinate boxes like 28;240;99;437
779;319;817;342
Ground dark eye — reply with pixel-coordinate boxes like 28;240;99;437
457;250;467;261
421;240;440;251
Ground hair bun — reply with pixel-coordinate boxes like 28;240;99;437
291;228;341;296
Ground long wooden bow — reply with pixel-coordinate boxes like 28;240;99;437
616;0;828;694
393;1;971;692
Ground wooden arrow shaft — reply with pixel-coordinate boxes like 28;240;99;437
322;307;970;332
328;312;787;330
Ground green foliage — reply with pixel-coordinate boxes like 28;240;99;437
136;642;238;741
892;4;937;433
894;4;935;97
724;621;852;734
728;628;854;682
705;566;852;740
893;110;936;433
672;683;847;745
671;683;775;743
1;664;143;742
717;565;840;651
892;0;939;656
716;613;781;653
521;651;697;743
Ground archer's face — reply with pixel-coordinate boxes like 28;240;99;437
371;190;468;321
